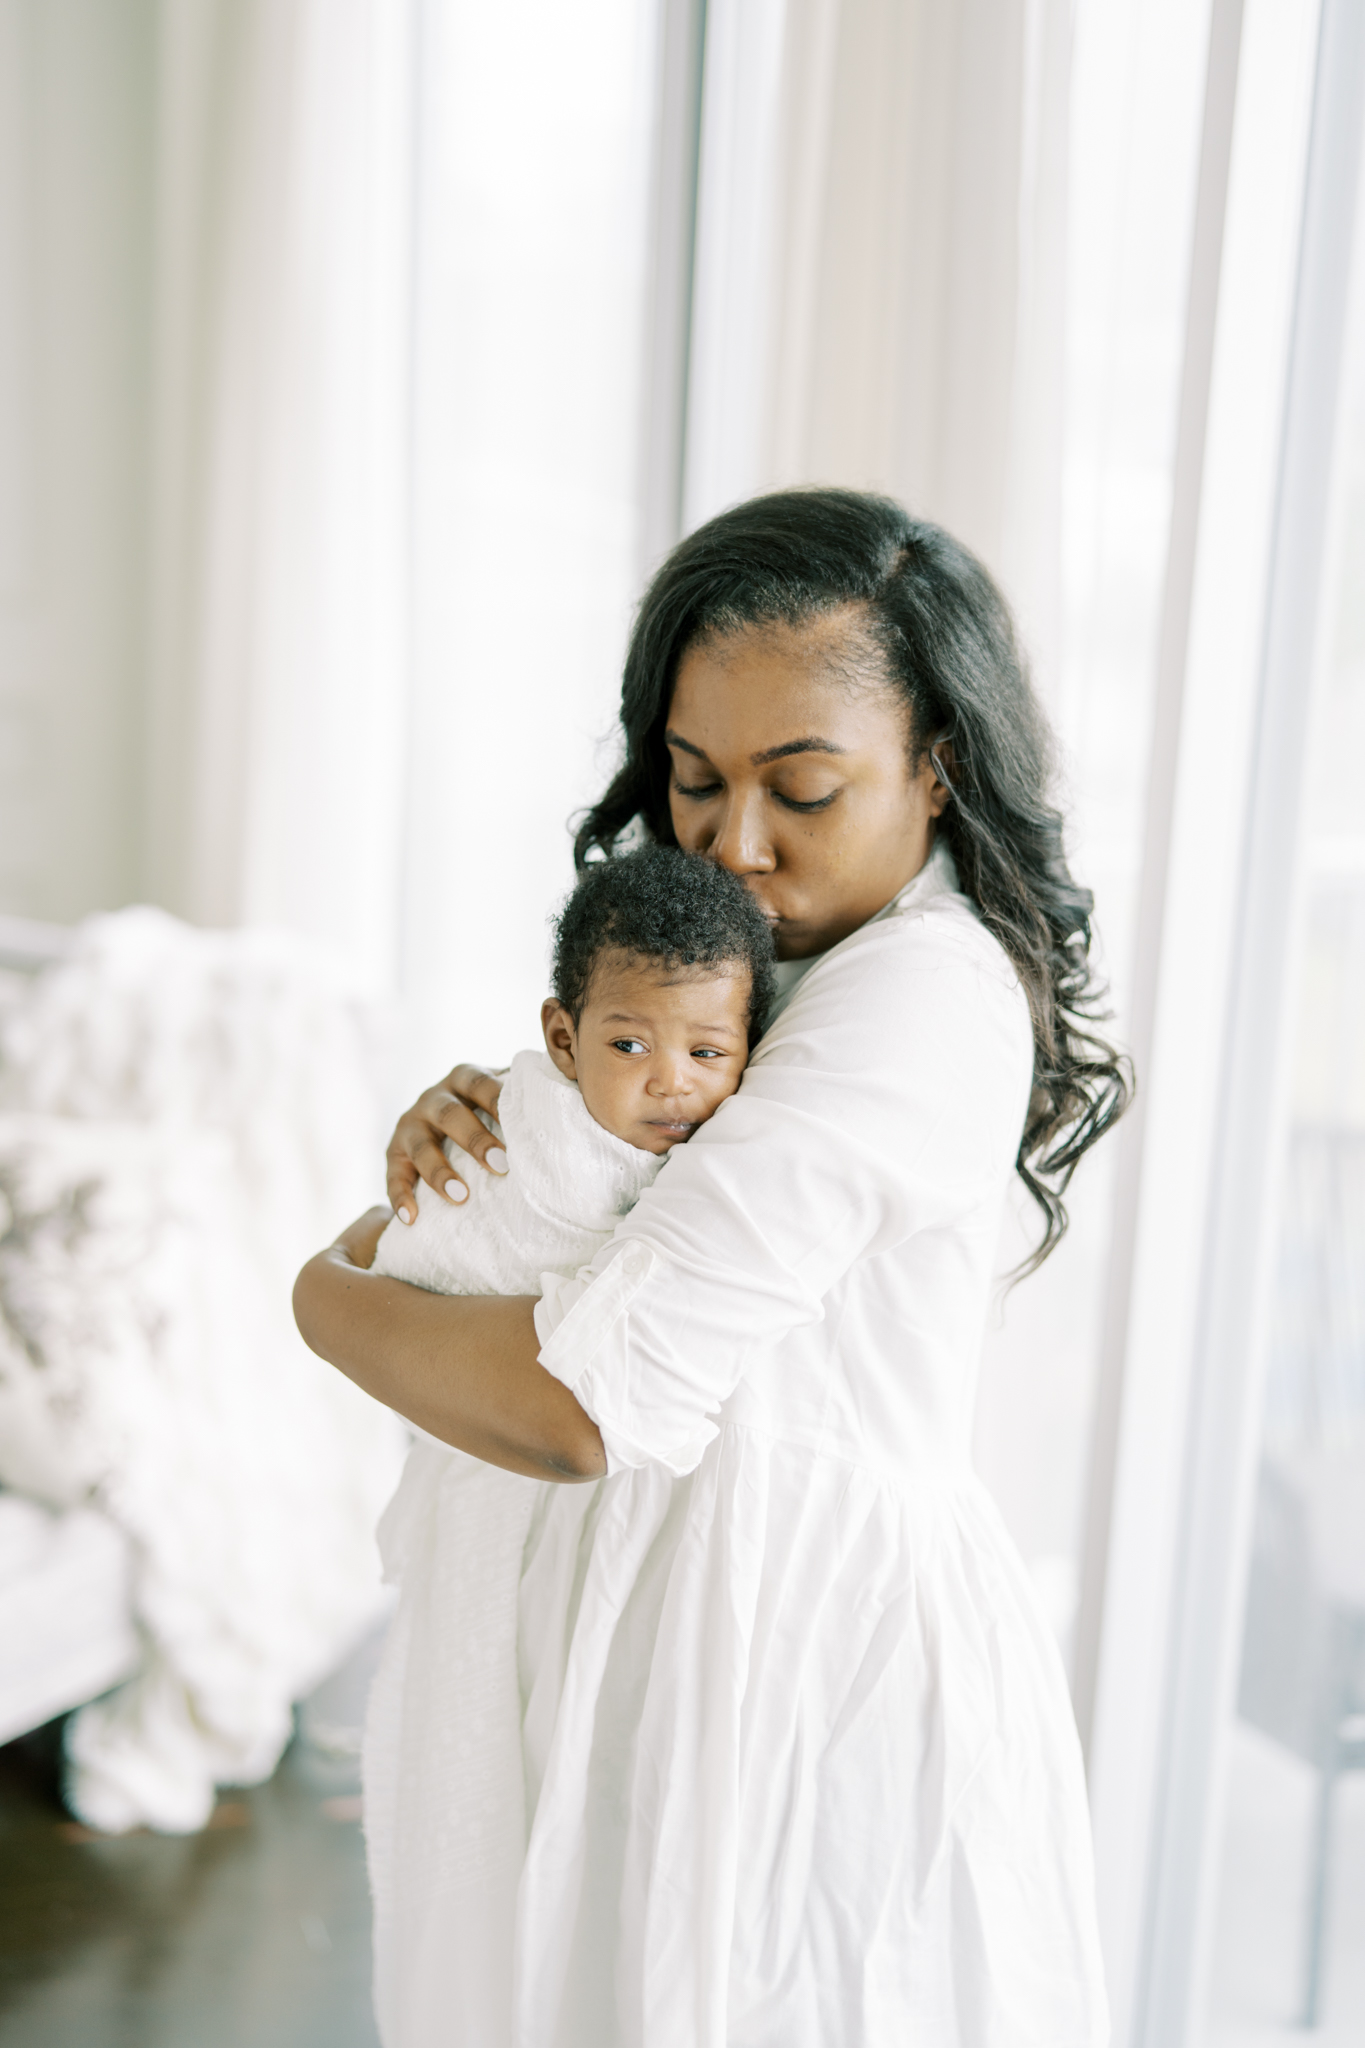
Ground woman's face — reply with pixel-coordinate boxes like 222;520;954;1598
666;610;948;959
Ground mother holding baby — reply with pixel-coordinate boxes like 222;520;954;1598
295;489;1129;2048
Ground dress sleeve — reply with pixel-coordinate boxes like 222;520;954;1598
535;908;1032;1475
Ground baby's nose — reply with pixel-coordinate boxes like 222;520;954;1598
648;1059;694;1097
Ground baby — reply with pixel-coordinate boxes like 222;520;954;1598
363;848;775;1979
371;843;776;1300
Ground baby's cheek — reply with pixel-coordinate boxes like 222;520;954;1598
700;1078;744;1122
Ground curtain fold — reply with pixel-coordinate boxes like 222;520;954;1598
143;0;413;995
395;0;660;1086
683;0;1072;685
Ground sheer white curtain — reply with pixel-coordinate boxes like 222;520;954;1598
142;0;413;999
682;0;1072;681
397;0;660;1092
138;0;662;1080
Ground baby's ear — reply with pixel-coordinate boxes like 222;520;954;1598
541;998;579;1081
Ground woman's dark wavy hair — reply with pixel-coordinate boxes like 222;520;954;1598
574;488;1133;1269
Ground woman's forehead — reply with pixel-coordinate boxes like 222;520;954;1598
687;604;875;675
668;619;906;760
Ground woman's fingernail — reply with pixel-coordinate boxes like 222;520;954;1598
397;1205;413;1225
485;1147;508;1176
443;1179;468;1204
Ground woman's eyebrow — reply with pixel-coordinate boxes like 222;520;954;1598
664;729;848;766
664;730;710;761
750;737;848;765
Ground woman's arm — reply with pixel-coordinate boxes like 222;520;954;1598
292;1209;607;1482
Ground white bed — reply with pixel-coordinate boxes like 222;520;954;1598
0;918;134;1748
0;907;405;1828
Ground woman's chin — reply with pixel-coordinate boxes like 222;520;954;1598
773;923;826;961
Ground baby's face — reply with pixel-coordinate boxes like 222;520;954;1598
541;951;751;1155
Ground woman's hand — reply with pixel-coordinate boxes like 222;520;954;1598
333;1206;392;1270
385;1065;507;1222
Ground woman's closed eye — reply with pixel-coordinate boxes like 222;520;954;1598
671;775;840;815
773;788;839;813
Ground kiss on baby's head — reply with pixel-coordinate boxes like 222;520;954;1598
541;847;776;1156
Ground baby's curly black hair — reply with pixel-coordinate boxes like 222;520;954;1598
551;847;776;1046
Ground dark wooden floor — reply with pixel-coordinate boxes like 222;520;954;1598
0;1722;379;2048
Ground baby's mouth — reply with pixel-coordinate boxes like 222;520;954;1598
648;1118;696;1139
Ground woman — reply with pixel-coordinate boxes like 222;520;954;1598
295;490;1130;2047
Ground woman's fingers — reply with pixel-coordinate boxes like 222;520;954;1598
385;1153;420;1225
385;1118;469;1212
431;1091;508;1181
384;1066;510;1220
423;1099;501;1185
416;1129;472;1204
447;1064;505;1118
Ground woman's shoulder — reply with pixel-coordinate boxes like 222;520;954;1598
876;839;1015;971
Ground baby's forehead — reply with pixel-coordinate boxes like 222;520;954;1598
584;948;750;1021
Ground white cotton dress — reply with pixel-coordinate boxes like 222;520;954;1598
364;1052;665;2037
367;842;1110;2048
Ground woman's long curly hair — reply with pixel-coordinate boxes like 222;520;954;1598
575;488;1132;1268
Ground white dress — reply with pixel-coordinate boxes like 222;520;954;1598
372;844;1109;2048
365;1053;666;2041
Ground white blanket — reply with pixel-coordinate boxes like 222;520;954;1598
0;908;407;1832
364;1051;663;2034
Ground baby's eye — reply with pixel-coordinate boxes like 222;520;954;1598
611;1037;647;1055
691;1046;724;1060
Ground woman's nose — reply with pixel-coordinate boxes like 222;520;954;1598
708;789;775;875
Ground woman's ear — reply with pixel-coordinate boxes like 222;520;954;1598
541;998;579;1081
926;736;957;818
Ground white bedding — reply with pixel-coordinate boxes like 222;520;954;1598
0;908;407;1831
0;1493;138;1747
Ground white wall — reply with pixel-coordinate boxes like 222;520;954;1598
0;0;154;923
